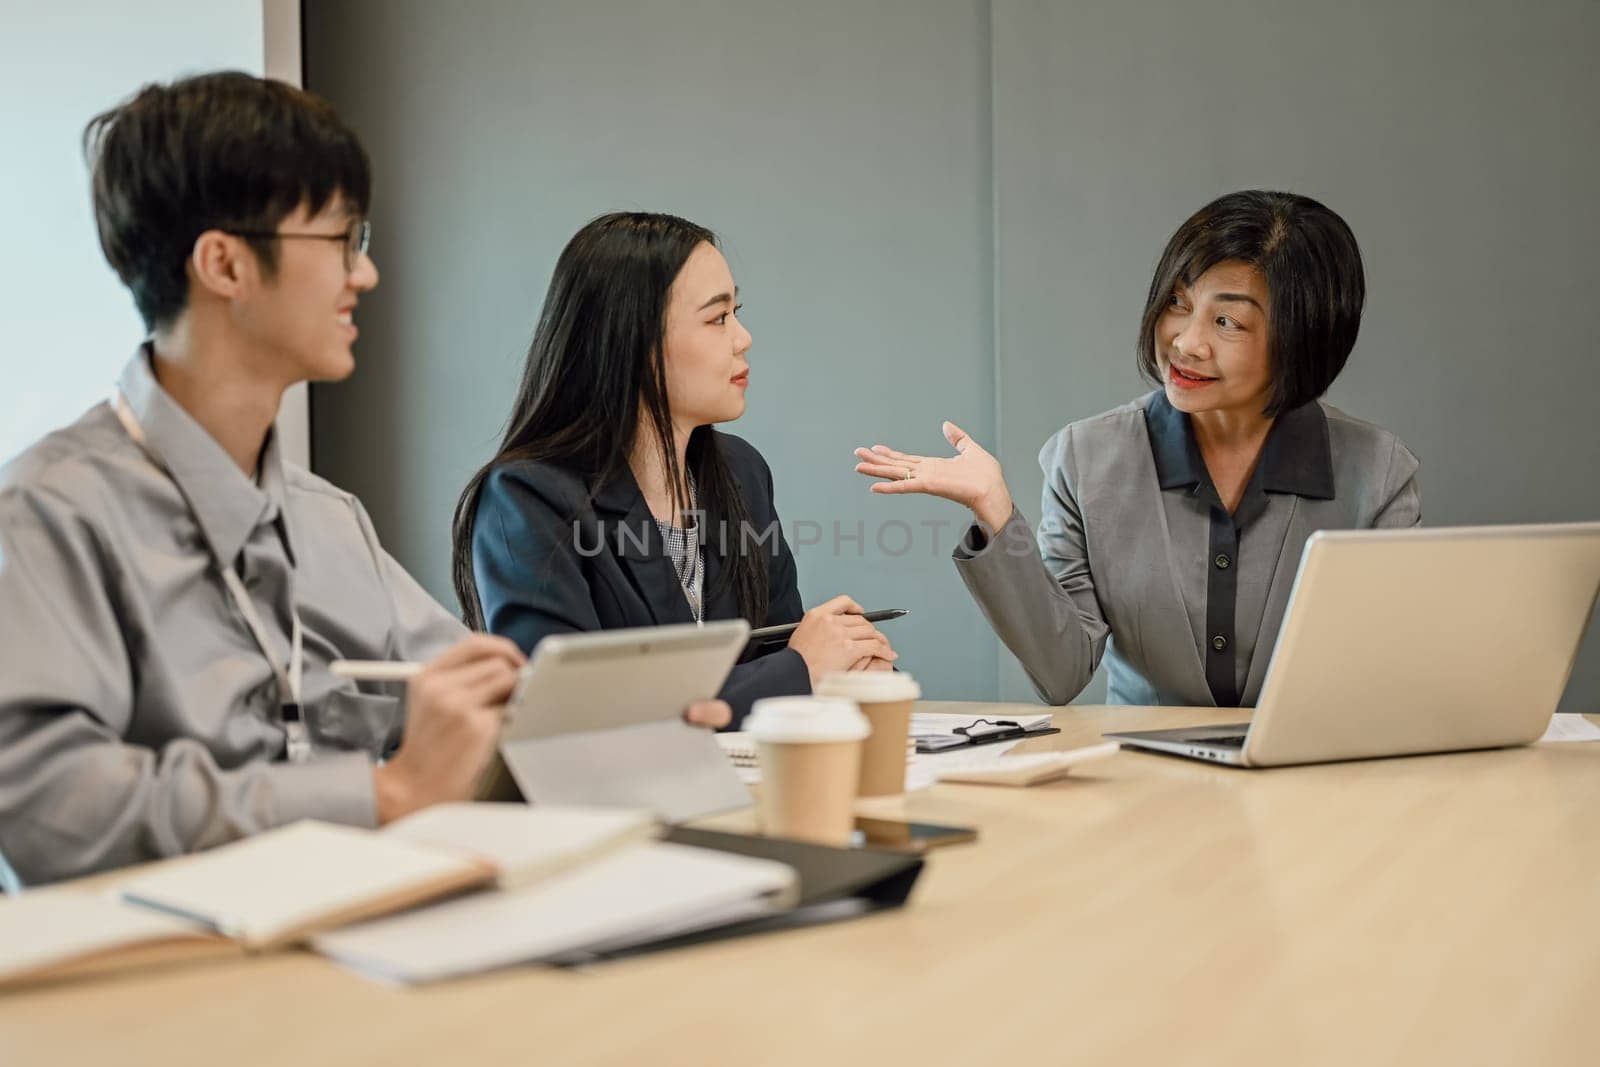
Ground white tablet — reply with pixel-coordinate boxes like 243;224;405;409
491;621;755;823
502;621;750;740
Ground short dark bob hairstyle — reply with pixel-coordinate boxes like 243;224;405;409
1136;190;1365;417
83;71;371;332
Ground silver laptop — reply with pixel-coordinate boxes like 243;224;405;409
484;620;754;821
1106;523;1600;767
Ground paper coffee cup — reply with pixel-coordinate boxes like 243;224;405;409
815;672;921;797
745;696;869;847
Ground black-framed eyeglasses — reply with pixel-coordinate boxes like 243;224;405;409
228;217;371;272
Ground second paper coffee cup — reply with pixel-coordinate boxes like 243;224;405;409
745;696;869;847
815;671;922;796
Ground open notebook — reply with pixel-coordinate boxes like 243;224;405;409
116;821;497;946
0;891;238;991
0;805;654;990
311;842;800;985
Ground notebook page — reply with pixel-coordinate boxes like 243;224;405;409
382;804;657;888
119;821;492;948
0;890;223;989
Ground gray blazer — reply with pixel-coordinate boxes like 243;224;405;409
954;391;1421;707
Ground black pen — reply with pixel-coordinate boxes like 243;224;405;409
747;608;908;646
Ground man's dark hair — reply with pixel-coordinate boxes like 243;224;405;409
1135;190;1366;416
83;71;371;331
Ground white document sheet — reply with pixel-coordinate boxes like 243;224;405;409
903;740;1026;790
721;711;1055;790
1539;714;1600;742
910;711;1052;735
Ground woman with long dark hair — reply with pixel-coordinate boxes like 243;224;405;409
453;212;895;727
856;190;1420;708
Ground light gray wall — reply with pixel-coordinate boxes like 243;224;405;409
307;0;1599;712
305;0;1000;701
991;0;1600;710
0;0;264;465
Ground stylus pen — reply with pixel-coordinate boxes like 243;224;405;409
330;659;424;682
747;608;908;645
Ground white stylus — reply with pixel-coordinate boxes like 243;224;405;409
329;659;424;682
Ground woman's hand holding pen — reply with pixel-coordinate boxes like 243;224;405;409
372;634;526;824
788;594;898;684
854;421;1016;533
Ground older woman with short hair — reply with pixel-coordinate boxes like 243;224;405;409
855;190;1420;707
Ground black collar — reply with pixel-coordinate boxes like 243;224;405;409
584;466;662;562
1144;389;1335;501
587;461;720;622
590;465;644;517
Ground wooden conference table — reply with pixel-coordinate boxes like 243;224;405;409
4;702;1599;1067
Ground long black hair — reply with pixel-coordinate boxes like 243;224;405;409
451;211;767;630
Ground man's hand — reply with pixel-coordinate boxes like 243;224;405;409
372;634;525;823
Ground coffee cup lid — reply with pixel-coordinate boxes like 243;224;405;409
814;670;921;702
745;696;869;744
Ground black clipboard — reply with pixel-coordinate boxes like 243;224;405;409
912;718;1061;754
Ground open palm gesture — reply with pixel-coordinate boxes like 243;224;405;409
853;421;1015;531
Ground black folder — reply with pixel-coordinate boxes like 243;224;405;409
555;828;924;964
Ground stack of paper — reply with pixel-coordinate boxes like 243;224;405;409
721;711;1059;791
715;732;762;784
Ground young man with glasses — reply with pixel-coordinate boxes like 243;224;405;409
0;73;534;885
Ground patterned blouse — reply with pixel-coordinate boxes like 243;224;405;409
652;482;704;622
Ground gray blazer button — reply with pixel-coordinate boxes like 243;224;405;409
1211;634;1228;651
1215;553;1231;569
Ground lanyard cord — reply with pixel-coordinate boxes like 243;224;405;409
109;389;305;713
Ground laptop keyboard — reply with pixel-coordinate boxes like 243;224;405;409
1197;734;1247;747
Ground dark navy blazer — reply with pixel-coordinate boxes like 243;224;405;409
471;431;809;726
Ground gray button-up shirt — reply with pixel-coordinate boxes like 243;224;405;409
954;391;1421;707
0;349;465;884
